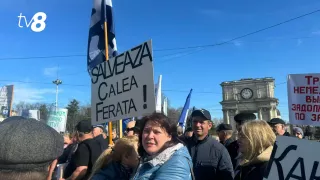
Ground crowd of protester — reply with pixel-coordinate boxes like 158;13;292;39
0;108;302;180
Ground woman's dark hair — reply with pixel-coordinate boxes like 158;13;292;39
137;112;181;157
133;126;140;135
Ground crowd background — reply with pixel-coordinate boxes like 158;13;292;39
0;107;304;180
10;99;318;141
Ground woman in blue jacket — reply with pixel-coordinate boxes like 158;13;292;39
132;113;194;180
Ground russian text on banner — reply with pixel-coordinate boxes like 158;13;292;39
263;136;320;180
287;73;320;125
90;40;155;125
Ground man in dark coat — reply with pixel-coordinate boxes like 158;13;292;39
184;109;234;180
92;124;109;151
268;118;291;136
216;123;234;147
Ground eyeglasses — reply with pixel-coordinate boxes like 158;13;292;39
126;127;135;132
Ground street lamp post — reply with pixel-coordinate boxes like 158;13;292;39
52;79;62;111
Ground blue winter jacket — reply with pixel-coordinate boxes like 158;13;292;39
132;143;193;180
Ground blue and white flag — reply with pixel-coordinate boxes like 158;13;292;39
178;89;193;127
87;0;118;70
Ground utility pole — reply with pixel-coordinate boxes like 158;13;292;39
52;79;62;111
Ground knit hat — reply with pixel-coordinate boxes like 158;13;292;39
293;127;304;137
0;116;64;170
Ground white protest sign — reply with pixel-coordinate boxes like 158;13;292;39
21;109;40;120
287;73;320;125
90;40;155;125
264;136;320;180
0;86;8;107
29;110;40;120
0;85;14;117
47;108;68;132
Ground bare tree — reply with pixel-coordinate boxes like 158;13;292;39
167;107;182;125
212;117;223;126
13;101;54;122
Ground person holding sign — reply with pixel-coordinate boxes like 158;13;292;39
234;120;276;180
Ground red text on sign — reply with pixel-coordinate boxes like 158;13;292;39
293;86;319;94
311;114;320;121
305;75;320;85
292;104;320;112
295;113;305;120
306;96;320;103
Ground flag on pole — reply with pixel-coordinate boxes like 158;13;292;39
87;0;118;70
178;89;193;127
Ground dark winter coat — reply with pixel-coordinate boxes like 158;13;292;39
226;140;239;169
234;146;273;180
94;134;108;152
185;134;234;180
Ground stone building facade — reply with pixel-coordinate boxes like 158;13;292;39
220;77;280;130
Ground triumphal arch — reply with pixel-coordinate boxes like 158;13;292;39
220;77;280;130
